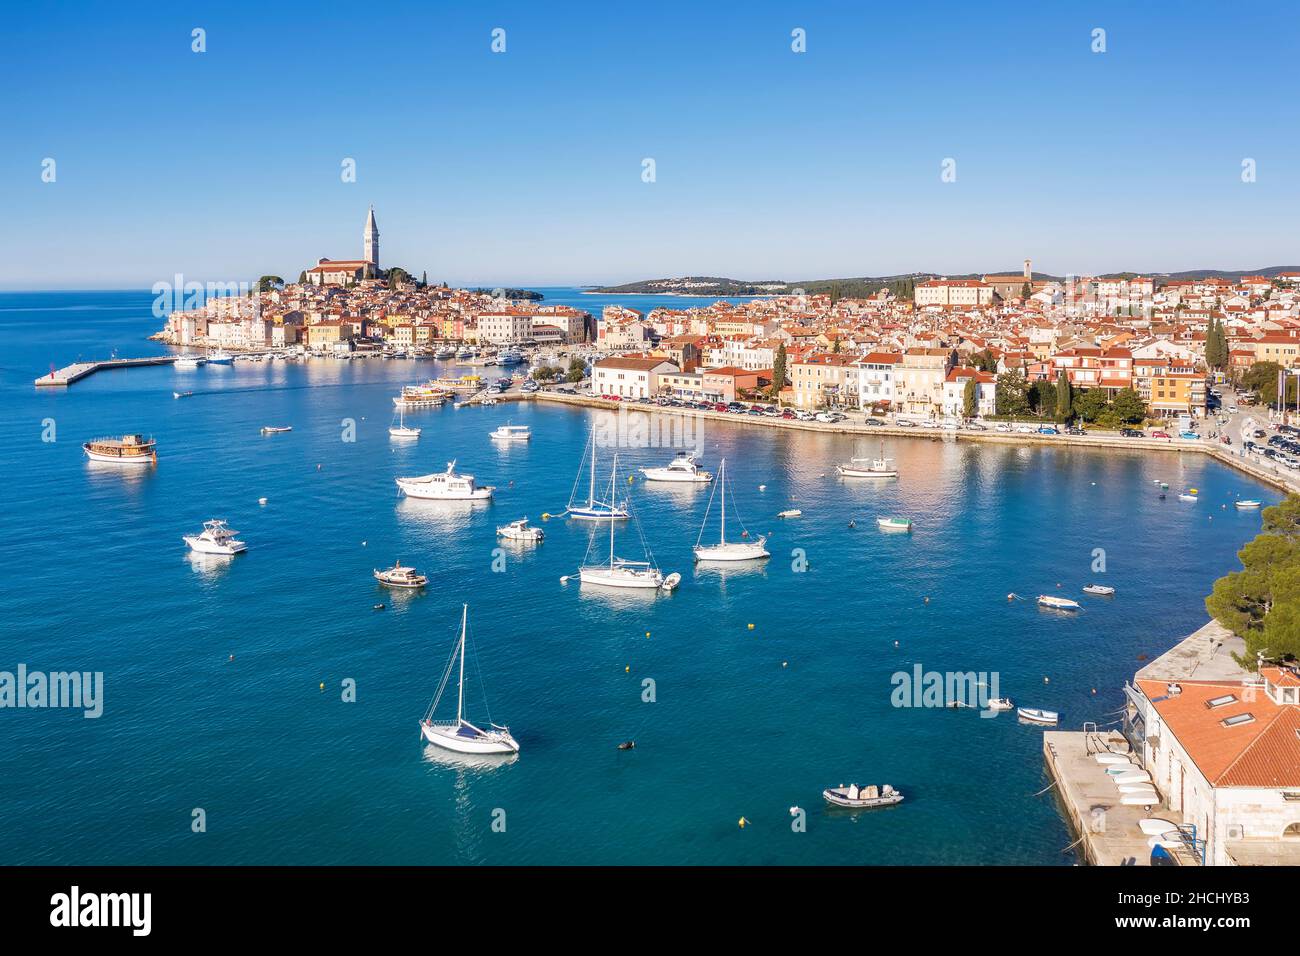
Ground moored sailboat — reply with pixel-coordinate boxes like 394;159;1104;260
566;426;628;520
419;605;519;755
693;459;769;562
578;455;670;589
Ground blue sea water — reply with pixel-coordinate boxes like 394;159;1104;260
0;289;1271;865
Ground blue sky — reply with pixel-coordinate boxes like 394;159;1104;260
2;0;1297;289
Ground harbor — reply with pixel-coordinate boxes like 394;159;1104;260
34;355;179;386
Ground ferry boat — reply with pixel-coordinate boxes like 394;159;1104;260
173;354;204;369
395;460;493;500
373;562;427;588
206;348;234;365
393;383;451;408
419;605;520;755
489;424;531;443
640;452;713;483
434;374;484;393
1037;595;1080;611
876;516;912;532
497;348;524;365
497;517;543;542
82;434;156;465
182;519;246;555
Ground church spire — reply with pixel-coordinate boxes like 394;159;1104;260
363;205;379;271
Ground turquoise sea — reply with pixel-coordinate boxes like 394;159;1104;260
0;289;1271;865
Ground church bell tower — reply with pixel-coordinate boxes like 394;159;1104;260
363;206;380;274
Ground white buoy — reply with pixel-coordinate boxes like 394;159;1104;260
560;575;570;584
258;497;268;506
758;484;766;491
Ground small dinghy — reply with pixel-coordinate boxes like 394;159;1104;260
1121;793;1159;807
1119;783;1157;794
1082;584;1115;596
876;516;912;532
1148;834;1182;850
1178;492;1198;502
661;572;682;592
985;698;1014;711
777;509;802;519
1112;771;1152;785
822;783;903;809
1037;595;1080;611
1017;707;1058;725
1235;499;1262;510
1095;753;1134;765
260;425;292;434
173;390;193;399
1139;818;1180;836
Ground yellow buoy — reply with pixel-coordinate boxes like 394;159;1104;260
738;817;748;829
542;512;551;520
747;623;755;630
645;631;650;638
319;682;325;691
625;665;630;673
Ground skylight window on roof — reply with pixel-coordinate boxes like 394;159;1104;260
1221;712;1255;727
1206;694;1238;709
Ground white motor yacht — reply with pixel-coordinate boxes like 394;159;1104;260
489;424;531;442
374;562;428;588
395;460;493;500
183;519;247;555
497;518;544;542
640;452;713;483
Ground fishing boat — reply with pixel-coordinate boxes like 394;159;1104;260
837;443;899;479
876;516;912;532
822;784;904;809
419;605;519;755
566;427;628;520
173;354;204;369
389;405;421;439
497;517;543;542
182;519;247;555
640;452;713;483
693;459;769;562
1016;707;1058;725
395;460;493;500
1037;595;1080;610
373;562;427;588
578;456;668;589
1082;584;1115;596
489;424;531;443
260;425;292;435
82;434;157;465
1235;499;1262;510
173;390;193;400
206;348;233;365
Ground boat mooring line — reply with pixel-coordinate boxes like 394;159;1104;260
1061;833;1086;854
1031;780;1058;797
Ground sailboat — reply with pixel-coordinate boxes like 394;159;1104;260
389;404;421;439
566;426;628;520
419;605;519;755
836;442;898;479
578;455;670;589
693;459;769;562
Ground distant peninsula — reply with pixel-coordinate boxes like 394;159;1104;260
470;287;544;301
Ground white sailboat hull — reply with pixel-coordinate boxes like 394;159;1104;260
421;721;519;754
579;566;664;589
836;466;898;478
568;505;628;520
694;541;770;562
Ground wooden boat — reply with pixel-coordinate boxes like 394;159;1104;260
373;562;427;588
1016;707;1058;725
822;783;903;809
83;434;157;465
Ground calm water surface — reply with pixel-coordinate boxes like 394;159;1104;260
0;290;1270;864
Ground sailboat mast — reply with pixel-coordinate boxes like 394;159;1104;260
456;604;467;724
719;459;726;544
588;429;597;507
609;456;617;569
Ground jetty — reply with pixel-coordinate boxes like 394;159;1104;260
35;356;177;387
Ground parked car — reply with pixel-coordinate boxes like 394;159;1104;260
1014;425;1035;434
1121;428;1143;437
1038;426;1060;435
1066;426;1085;436
994;423;1012;433
782;409;796;420
966;422;989;431
1151;431;1171;439
896;419;918;428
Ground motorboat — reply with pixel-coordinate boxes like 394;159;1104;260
640;452;714;483
182;519;247;555
567;426;629;520
260;425;292;435
1095;754;1135;765
1082;584;1115;596
822;784;904;809
395;460;493;500
837;443;899;479
1138;818;1181;836
389;406;421;439
497;518;543;542
693;459;769;562
419;605;519;755
489;424;532;443
83;434;157;465
373;562;427;588
434;347;456;360
206;348;233;365
173;354;204;369
985;698;1014;711
1037;595;1080;610
578;455;669;590
497;348;524;365
1235;499;1262;510
173;391;193;399
877;516;912;532
1178;493;1198;502
777;509;802;518
1016;707;1058;724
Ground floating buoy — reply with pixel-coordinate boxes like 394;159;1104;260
618;740;636;750
317;464;321;470
924;596;930;604
738;817;749;829
789;806;801;817
559;575;569;584
362;541;367;547
228;654;234;662
627;475;633;483
373;603;385;611
894;640;899;647
625;665;630;673
319;682;325;692
758;484;766;491
747;623;755;630
1007;593;1015;601
1043;676;1050;684
645;631;650;638
542;512;552;519
1091;688;1097;695
258;497;268;506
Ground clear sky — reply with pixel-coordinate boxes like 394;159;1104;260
2;0;1297;289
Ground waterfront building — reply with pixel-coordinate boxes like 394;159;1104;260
591;356;679;399
790;353;855;409
479;311;536;345
897;347;956;417
851;351;901;411
941;366;996;418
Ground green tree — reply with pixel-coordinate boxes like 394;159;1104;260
1074;387;1109;423
962;376;977;419
1241;361;1295;406
1020;281;1031;299
565;356;587;383
771;342;788;398
995;371;1030;416
1110;387;1147;424
1056;370;1073;420
387;267;411;287
297;271;308;285
255;275;284;293
1034;378;1057;418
